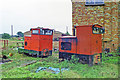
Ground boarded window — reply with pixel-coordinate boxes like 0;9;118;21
61;42;71;50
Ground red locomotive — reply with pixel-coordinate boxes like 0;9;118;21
18;27;53;57
59;24;105;65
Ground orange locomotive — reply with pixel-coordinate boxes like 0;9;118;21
18;27;53;57
59;24;105;65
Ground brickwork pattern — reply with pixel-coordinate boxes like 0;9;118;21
118;1;120;48
72;2;119;52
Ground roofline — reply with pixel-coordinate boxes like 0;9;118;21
30;28;53;31
59;36;77;39
75;24;102;28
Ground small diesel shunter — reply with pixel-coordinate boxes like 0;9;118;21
59;24;105;65
18;27;53;57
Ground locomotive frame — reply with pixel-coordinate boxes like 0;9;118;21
18;24;104;65
59;24;105;65
18;27;53;57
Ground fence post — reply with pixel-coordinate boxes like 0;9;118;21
4;40;5;48
7;40;8;46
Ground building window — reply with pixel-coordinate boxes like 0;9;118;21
61;42;71;50
85;0;104;6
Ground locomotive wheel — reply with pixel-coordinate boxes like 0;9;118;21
45;50;49;56
42;49;49;56
78;56;88;64
31;54;34;57
37;54;39;58
65;55;71;61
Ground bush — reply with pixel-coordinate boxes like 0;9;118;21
70;55;79;64
2;33;10;39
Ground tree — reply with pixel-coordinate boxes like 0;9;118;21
2;33;10;39
66;31;70;36
17;31;24;37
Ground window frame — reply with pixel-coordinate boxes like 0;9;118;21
85;0;105;6
61;42;72;50
92;26;105;34
40;29;53;35
32;30;39;34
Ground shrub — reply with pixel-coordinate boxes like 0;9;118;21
2;33;10;39
70;55;79;64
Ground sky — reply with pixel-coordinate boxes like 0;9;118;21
0;0;72;35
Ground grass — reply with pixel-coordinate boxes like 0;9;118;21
1;40;119;78
1;38;24;49
1;48;119;78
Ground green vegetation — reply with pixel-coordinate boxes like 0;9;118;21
1;40;119;78
2;33;10;39
65;31;70;36
1;48;119;78
17;31;24;37
9;37;24;41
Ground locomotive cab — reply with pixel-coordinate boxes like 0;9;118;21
19;27;53;57
59;24;105;65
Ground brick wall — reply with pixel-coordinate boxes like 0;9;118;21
53;41;59;50
118;1;120;49
53;31;63;49
24;31;31;36
72;1;119;52
118;1;120;52
53;31;63;41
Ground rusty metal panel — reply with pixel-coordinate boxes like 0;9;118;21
59;37;77;54
91;34;102;55
76;25;91;55
76;24;103;55
24;28;53;52
39;35;53;51
24;36;31;50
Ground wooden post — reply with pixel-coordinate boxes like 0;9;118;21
4;40;5;48
7;40;8;46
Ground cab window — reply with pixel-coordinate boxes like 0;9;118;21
40;29;53;35
40;29;44;35
32;30;39;34
92;27;105;34
44;30;52;35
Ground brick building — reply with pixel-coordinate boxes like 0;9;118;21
24;31;31;36
72;0;120;52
